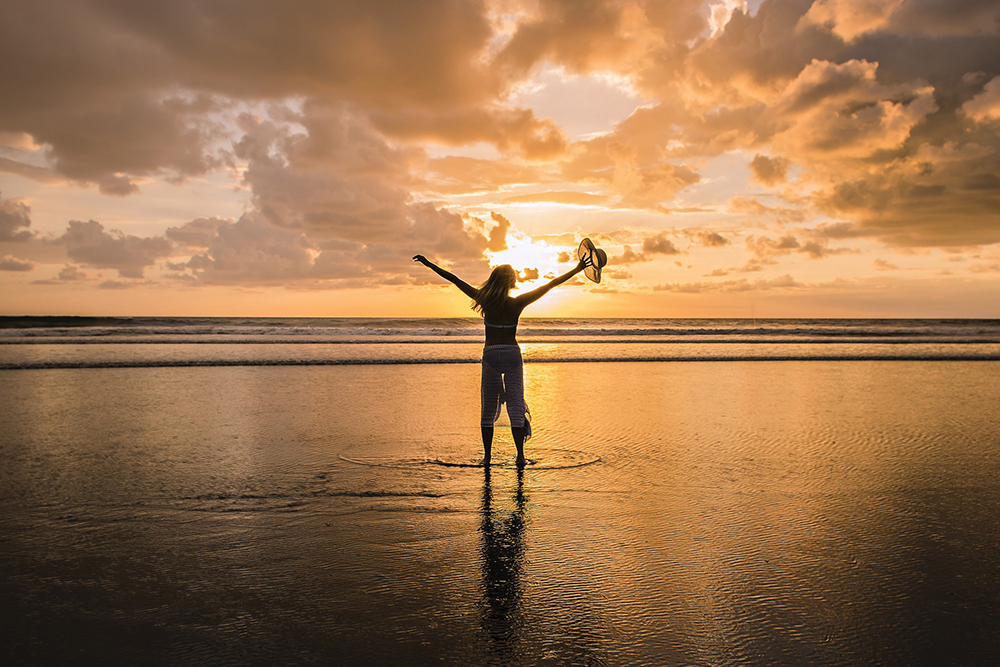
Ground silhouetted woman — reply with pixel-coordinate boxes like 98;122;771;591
412;254;590;466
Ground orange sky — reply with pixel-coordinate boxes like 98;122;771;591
2;0;999;317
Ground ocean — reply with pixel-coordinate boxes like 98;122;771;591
2;317;999;368
2;318;999;665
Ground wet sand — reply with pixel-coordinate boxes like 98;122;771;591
2;361;999;665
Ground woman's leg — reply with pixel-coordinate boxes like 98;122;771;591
481;426;494;465
481;355;502;466
511;427;526;466
503;351;527;465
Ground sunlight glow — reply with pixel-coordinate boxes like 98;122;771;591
708;0;748;37
487;234;565;293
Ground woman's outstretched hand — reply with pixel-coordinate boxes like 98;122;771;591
577;255;593;272
412;254;430;267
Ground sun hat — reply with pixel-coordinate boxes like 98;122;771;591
577;237;608;283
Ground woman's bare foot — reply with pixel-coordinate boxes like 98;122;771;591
515;455;526;467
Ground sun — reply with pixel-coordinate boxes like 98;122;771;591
486;234;569;292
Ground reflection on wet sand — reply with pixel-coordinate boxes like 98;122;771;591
479;468;528;663
4;362;1000;665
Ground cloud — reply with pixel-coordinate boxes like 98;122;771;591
613;233;683;264
865;0;1000;38
604;267;632;279
614;245;647;264
499;190;609;206
0;131;39;150
798;239;850;259
709;1;749;38
179;214;318;285
962;76;1000;122
223;108;496;282
31;264;91;285
0;192;33;241
799;0;907;42
970;262;1000;273
692;230;731;247
873;258;899;271
0;255;34;271
373;107;568;160
98;280;138;290
0;157;65;185
770;59;937;160
561;136;702;210
40;95;224;194
58;220;174;278
518;267;539;282
643;233;682;256
493;0;666;83
487;212;510;252
233;109;412;240
749;154;790;186
812;141;1000;246
577;1;999;250
58;265;90;281
729;196;807;225
746;233;854;261
425;157;543;195
172;203;493;288
0;0;502;191
224;108;496;277
165;217;231;248
746;234;802;258
653;274;802;293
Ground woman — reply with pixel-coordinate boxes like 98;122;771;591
412;254;591;467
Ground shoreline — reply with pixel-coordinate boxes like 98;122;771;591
3;355;1000;370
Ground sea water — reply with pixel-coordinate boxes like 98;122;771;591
1;317;999;368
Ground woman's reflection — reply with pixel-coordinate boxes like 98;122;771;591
479;468;528;661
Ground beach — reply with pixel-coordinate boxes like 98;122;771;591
3;342;1000;664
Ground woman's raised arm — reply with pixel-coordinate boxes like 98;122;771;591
514;257;589;308
413;255;478;300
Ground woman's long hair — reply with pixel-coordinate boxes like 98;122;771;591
472;265;517;316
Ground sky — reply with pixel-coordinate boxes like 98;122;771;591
1;0;999;318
